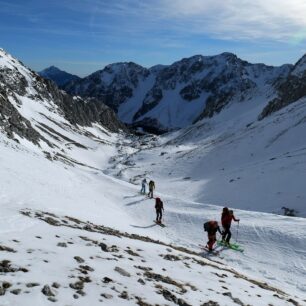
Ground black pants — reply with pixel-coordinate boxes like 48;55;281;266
148;188;154;198
156;209;162;222
222;226;231;243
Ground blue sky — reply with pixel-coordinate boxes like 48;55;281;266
1;0;306;76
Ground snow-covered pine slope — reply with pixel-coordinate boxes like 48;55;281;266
39;66;81;87
0;49;305;305
64;53;292;131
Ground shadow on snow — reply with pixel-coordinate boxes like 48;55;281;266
130;223;157;229
125;198;151;206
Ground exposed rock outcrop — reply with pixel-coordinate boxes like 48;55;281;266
0;49;126;147
259;54;306;119
63;53;292;130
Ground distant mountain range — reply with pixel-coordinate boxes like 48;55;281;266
39;52;306;134
39;66;80;87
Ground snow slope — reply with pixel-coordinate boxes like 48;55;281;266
0;49;305;305
115;96;306;217
106;95;306;300
0;121;305;305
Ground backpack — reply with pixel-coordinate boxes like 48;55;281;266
203;221;210;232
204;221;217;232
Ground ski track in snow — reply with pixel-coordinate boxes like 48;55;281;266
118;191;306;299
106;108;306;301
1;128;305;303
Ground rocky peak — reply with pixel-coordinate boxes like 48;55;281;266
63;52;293;131
259;54;306;119
0;49;126;146
39;66;80;87
97;61;150;88
0;48;9;58
291;53;306;78
41;65;60;73
64;62;151;112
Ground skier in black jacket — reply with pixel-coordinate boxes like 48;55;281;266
148;180;155;198
155;197;164;224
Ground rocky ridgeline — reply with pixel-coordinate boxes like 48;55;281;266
0;49;126;146
64;62;149;113
259;54;306;119
0;86;43;145
3;49;306;136
62;52;296;131
39;66;81;87
0;208;301;305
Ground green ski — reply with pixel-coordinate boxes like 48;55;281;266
217;240;244;252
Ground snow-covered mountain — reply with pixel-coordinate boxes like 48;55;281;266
0;48;125;147
39;66;81;87
260;54;306;119
1;49;306;305
63;53;293;132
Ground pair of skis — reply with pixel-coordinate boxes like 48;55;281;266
154;220;166;227
137;193;165;227
217;240;244;252
199;245;220;255
199;240;244;254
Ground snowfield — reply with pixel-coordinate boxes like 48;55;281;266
0;121;305;304
0;48;306;305
105;95;306;301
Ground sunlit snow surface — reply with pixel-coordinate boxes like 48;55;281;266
0;48;305;304
107;96;306;300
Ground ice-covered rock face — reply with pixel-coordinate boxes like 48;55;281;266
0;49;126;145
291;54;306;78
64;52;292;130
260;54;306;120
0;49;47;144
0;49;34;96
64;62;150;112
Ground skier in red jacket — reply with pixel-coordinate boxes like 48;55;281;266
221;207;240;244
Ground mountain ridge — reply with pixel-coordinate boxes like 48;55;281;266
39;66;81;87
0;48;126;148
61;52;298;132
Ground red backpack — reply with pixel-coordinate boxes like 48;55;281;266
204;221;217;232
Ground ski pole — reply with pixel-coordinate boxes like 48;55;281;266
236;221;240;242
